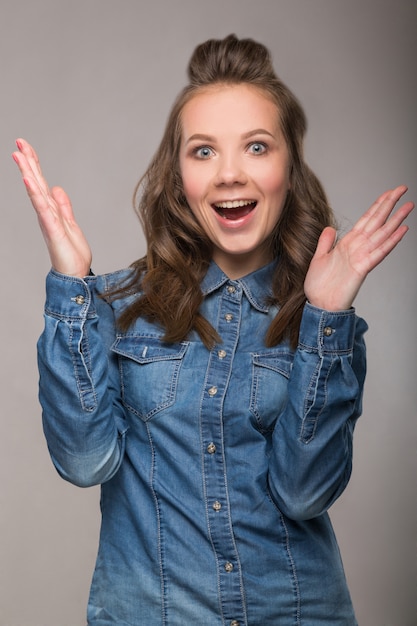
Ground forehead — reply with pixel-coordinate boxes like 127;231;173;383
180;84;281;136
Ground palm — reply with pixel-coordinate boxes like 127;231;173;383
305;187;413;311
13;139;92;277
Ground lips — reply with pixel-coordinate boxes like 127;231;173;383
212;199;257;220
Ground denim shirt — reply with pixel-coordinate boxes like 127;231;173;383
38;261;367;626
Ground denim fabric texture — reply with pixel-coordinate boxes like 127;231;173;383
38;261;367;625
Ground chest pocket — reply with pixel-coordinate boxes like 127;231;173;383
250;350;293;433
111;335;189;421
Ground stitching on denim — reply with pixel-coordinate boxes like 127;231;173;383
250;352;292;434
219;353;249;626
113;337;189;360
298;309;355;356
279;513;301;626
300;357;334;444
300;358;321;430
146;423;167;626
199;347;225;624
252;351;293;377
117;345;187;421
68;321;98;412
199;297;248;624
44;307;97;322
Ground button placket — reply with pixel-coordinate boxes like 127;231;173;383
199;284;247;624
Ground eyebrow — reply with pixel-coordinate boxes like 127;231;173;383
184;128;276;145
185;133;215;145
242;128;276;140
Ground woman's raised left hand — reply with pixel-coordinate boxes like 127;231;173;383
304;185;414;311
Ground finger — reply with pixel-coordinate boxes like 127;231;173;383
13;150;44;191
354;199;413;276
365;224;410;272
14;163;51;214
355;186;409;234
313;227;337;257
13;146;57;220
21;173;57;222
51;186;75;221
367;200;414;249
14;138;50;194
16;138;42;171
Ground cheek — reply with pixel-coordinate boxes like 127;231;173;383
181;177;206;225
180;163;199;205
260;172;289;201
182;180;197;205
252;156;290;195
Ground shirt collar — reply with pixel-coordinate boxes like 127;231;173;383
201;260;277;313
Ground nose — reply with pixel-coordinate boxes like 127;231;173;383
214;154;247;187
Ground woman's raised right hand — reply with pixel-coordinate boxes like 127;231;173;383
13;138;92;278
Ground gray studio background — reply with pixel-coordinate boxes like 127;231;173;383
1;1;416;624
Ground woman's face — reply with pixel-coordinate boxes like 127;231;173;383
179;83;291;278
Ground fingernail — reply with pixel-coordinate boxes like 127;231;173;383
12;153;19;163
23;178;30;187
16;139;23;150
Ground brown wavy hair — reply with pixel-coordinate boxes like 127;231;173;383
110;34;335;349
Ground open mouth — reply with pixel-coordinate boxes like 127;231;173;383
212;199;257;220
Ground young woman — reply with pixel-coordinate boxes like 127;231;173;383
13;34;413;625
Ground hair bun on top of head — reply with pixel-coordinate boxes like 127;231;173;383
187;34;276;86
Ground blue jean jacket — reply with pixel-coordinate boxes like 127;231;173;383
38;261;367;625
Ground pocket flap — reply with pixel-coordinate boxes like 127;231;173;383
252;351;293;379
112;335;188;364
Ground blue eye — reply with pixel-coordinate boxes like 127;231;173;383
248;142;267;155
194;146;213;159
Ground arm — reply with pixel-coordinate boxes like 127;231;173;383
13;139;125;486
268;304;367;520
37;270;127;487
269;187;413;520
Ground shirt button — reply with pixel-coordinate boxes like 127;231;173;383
323;326;334;336
212;501;222;512
226;285;236;294
224;561;234;572
230;621;240;626
217;349;227;359
73;295;85;305
224;313;233;322
208;386;218;397
207;443;216;454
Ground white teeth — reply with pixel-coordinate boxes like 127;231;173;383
214;200;255;209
